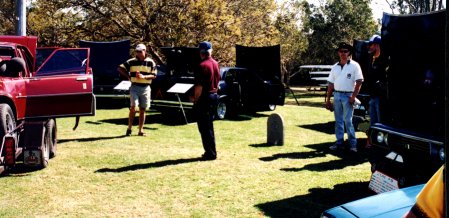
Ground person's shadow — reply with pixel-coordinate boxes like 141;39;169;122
95;157;202;173
255;181;373;217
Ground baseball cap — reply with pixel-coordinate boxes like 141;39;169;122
368;35;381;45
136;44;146;51
198;41;212;50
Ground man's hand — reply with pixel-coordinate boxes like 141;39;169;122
349;96;356;104
325;100;333;112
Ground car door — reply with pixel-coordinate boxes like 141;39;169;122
24;48;95;118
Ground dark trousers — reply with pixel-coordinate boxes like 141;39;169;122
194;93;218;157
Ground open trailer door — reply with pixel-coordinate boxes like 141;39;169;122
235;44;285;106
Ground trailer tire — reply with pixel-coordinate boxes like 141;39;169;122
0;104;16;141
46;119;57;158
39;124;51;168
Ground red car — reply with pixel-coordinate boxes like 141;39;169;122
0;36;95;172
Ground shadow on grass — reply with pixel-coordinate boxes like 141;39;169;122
96;109;270;127
249;143;283;148
298;121;335;135
255;181;373;218
259;139;369;172
1;164;42;177
95;157;203;173
95;112;189;127
58;135;127;144
259;150;327;161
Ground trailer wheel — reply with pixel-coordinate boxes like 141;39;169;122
39;126;50;168
46;119;57;158
0;104;16;141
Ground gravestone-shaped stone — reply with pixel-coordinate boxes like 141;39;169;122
267;113;284;145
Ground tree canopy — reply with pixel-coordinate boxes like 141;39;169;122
2;0;440;84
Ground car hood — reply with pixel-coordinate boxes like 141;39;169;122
160;45;281;81
235;44;281;81
322;184;424;218
79;39;130;78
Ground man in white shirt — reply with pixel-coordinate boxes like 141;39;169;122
325;42;364;152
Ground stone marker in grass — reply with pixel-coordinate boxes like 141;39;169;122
267;113;284;145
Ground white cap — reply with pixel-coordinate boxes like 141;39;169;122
136;44;146;51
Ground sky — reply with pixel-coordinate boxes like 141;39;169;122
370;0;393;20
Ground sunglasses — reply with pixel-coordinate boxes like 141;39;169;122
338;49;350;53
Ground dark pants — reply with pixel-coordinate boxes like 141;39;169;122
194;93;218;158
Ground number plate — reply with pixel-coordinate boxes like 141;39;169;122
368;171;399;194
24;150;42;166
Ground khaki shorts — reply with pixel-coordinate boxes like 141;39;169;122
130;85;151;109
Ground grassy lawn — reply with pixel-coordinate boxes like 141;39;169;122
0;88;373;217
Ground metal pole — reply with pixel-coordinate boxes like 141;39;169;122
15;0;26;36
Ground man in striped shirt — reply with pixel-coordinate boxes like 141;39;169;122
118;43;157;136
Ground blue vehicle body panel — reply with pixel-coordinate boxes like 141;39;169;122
323;184;424;217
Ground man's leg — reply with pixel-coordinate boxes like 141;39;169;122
369;97;380;125
138;108;146;134
333;93;345;146
342;94;357;150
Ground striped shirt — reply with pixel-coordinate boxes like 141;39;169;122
119;57;157;85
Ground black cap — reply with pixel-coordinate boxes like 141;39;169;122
336;42;353;53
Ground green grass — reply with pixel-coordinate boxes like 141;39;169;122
0;89;373;217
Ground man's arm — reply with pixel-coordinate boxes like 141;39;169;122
193;85;203;104
117;67;130;80
325;82;334;110
349;80;363;103
326;82;334;103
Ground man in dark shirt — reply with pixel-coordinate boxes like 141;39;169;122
193;41;220;160
364;35;388;148
366;35;388;126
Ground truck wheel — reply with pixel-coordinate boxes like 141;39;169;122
46;119;57;158
0;104;16;140
267;104;276;111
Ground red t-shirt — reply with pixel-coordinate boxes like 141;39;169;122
196;57;220;94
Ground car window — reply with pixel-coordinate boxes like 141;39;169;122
36;48;58;70
17;46;34;76
0;47;14;57
36;49;88;76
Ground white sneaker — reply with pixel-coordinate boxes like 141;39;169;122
350;147;358;152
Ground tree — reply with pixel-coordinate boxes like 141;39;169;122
385;0;444;14
300;0;378;65
0;0;17;35
274;0;308;84
27;0;280;66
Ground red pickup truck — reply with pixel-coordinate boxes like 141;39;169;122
0;36;95;173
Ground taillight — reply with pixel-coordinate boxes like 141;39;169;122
3;136;16;166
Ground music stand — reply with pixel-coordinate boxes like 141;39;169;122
167;83;194;124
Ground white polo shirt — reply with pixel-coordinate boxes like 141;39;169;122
327;60;364;92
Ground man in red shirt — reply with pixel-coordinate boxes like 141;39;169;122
193;41;220;160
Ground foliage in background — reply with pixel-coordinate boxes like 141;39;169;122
274;1;308;84
1;0;443;85
387;0;444;13
26;0;280;66
299;0;378;65
0;0;16;35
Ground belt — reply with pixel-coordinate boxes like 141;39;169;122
132;83;150;87
334;90;352;93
